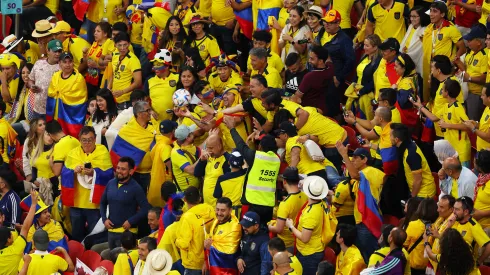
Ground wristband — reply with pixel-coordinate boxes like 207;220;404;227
472;127;477;133
352;121;357;127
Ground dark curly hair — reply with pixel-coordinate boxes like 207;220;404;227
438;228;475;275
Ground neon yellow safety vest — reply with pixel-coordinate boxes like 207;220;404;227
245;151;280;207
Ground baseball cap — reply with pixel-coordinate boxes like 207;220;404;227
49;21;71;34
0;226;14;249
60;51;73;60
229;150;244;168
282;166;303;182
33;229;49;251
47;39;63;52
463;23;487;41
175;124;197;141
277;121;297;137
379;38;400;52
240;211;260;228
353;148;372;162
322;9;341;23
159;120;178;134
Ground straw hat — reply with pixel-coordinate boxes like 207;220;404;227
1;35;23;53
186;13;211;27
145;249;173;275
32;20;55;38
302;175;329;200
304;6;323;18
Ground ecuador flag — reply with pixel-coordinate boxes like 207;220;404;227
61;145;114;207
378;123;398;175
207;215;242;275
356;171;383;238
46;70;87;138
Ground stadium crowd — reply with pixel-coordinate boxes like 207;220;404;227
3;0;490;274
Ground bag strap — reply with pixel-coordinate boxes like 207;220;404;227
181;149;197;164
408;234;424;253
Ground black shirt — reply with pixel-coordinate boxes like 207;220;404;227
284;69;308;97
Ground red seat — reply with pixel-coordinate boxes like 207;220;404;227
383;215;399;226
99;260;114;275
81;250;102;271
480;265;490;275
432;172;441;200
323;247;337;265
342;125;360;151
68;240;85;264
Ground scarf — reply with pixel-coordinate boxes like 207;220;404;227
474;173;490;201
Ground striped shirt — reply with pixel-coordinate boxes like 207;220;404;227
370;248;406;275
0;190;21;227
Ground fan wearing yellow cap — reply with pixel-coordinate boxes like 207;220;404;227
207;54;243;94
49;21;90;71
0;53;22;114
148;49;180;121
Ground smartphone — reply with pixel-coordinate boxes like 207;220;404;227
408;94;415;102
425;223;432;236
341;104;347;117
84;162;92;169
297;39;309;45
401;200;406;208
174;41;182;50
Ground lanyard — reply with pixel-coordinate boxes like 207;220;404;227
431;24;443;57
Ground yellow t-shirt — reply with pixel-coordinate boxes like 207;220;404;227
433;76;464;137
174;5;198;33
247;51;285;74
285;136;325;175
0;235;26;275
32;148;55;179
278;8;289;29
335;246;365;275
367;0;408;43
424;22;462;59
24;40;40;65
111;51;142;103
26;253;68;275
1;76;19;113
202;154;228;206
191;34;221;66
296;201;324;256
86;0;125;24
148;72;179;121
450;178;459;198
158;220;181;265
435;101;471;162
478;107;490;151
453;218;490;257
273;255;303;275
63;36;91;70
474;181;490;229
276;191;308;247
266;99;302;123
114;249;139;275
251;64;283;88
374;59;391;99
464;49;487;95
52;135;81;164
402;143;436;198
404;219;428;269
215;169;246;208
356;56;371;84
333;0;356;29
208;70;243;95
332;179;356;218
170;141;200;191
297;106;347;147
211;0;235;26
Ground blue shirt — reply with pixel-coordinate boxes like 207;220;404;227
0;190;20;227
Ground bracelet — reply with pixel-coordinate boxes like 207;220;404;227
352;121;357;127
472;127;477;133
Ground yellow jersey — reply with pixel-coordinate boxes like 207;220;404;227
170;141;200;191
158;220;181;265
0;235;26;275
63;36;91;70
24;40;40;65
433;76;464;137
251;64;283;88
285;136;325;175
32;148;55;179
478;107;490;151
335;245;365;275
208;70;243;95
86;0;125;24
26;253;68;275
453;218;490;258
333;0;358;29
423;21;462;60
374;59;392;99
464;49;487;95
475;181;490;229
332;179;356;218
276;191;308;247
211;0;235;26
114;249;139;275
404;219;428;269
367;0;409;43
247;51;285;74
214;169;247;209
401;142;436;198
201;153;230;206
148;72;179;121
191;34;221;66
435;101;471;162
296;201;324;256
52;135;81;164
111;51;142;103
297;106;346;147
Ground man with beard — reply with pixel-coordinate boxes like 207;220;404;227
238;211;272;275
204;197;242;274
452;196;490;266
100;157;151;249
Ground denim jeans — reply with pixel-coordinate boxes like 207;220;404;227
356;222;379;263
70;207;101;243
107;232;122;249
325;166;345;188
296;251;324;275
184;269;202;275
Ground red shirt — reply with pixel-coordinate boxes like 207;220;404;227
455;0;482;28
386;60;400;85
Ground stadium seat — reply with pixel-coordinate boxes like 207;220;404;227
81;250;102;271
68;240;85;264
480;265;490;275
99;260;114;275
323;247;337;265
342;125;360;151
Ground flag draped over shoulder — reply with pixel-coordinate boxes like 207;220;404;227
208;215;242;275
110;118;156;169
356;171;383;238
61;145;114;207
378;124;398;176
46;70;87;138
25;220;68;253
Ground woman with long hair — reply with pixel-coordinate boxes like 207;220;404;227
31;131;57;200
425;228;477;275
186;13;220;67
404;198;439;275
159;16;187;51
350;34;382;121
399;197;422;230
270;0;299;34
278;5;309;64
20;118;45;182
473;150;490;229
80;22;112;98
177;66;199;96
400;6;430;76
394;53;419;127
88;88;117;146
8;62;34;144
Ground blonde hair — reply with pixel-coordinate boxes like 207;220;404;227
26;118;44;157
365;34;382;62
30;132;53;167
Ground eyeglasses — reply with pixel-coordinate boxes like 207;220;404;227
140;109;152;114
80;138;95;143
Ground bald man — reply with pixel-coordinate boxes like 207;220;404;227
272;252;298;275
194;134;231;206
439;157;477;199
